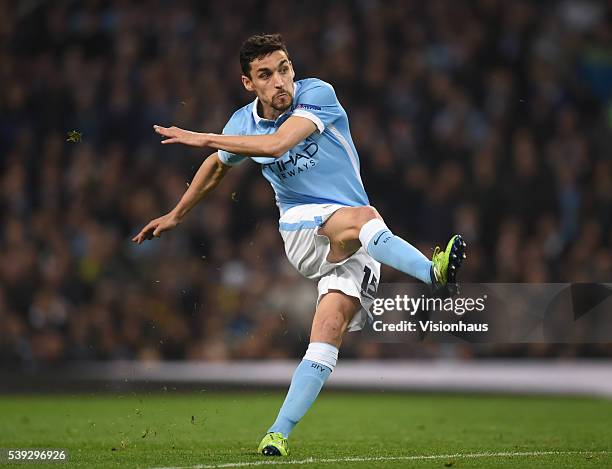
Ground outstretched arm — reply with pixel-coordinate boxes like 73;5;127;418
153;115;317;158
132;152;230;244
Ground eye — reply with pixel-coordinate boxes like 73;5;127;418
260;72;271;79
280;67;289;74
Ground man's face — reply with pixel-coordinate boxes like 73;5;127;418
242;50;295;113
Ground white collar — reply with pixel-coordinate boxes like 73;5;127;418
252;82;296;124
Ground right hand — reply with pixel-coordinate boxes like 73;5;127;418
132;212;182;244
154;125;208;147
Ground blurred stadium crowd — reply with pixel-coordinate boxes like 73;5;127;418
1;0;611;366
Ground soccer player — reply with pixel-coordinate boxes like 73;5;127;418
133;34;466;456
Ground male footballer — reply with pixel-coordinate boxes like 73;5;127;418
133;33;466;456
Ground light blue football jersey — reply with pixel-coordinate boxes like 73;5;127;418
217;78;369;215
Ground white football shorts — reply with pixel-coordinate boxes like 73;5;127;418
278;203;381;331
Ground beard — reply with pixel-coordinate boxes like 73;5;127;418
271;92;293;112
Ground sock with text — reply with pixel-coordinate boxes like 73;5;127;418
268;342;337;437
359;218;432;284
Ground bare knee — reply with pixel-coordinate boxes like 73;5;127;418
318;206;384;262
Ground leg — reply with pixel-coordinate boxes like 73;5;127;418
309;290;361;347
318;206;382;263
260;291;360;455
318;205;433;284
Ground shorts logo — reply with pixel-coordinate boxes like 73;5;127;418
296;103;322;111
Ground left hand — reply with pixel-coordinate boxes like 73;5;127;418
132;212;182;244
154;125;208;147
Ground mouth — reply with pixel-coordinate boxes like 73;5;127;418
275;92;288;99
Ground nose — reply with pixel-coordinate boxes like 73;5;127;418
273;72;284;88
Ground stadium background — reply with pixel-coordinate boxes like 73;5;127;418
2;2;612;468
1;0;611;369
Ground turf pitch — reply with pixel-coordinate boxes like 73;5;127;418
0;392;610;468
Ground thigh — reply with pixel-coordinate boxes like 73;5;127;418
318;206;382;263
310;290;361;348
279;203;352;279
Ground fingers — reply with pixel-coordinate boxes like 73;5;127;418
132;227;145;243
154;125;179;137
154;125;181;145
153;125;172;135
132;220;173;244
132;221;158;244
153;220;174;237
133;231;154;244
132;230;149;244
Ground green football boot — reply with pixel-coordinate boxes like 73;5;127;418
431;234;467;294
258;432;289;456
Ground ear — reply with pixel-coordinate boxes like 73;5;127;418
242;75;254;92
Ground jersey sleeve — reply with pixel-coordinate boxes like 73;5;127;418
292;80;343;133
217;113;248;167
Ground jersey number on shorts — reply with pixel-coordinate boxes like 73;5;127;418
361;266;378;300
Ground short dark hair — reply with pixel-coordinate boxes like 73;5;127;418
240;34;289;77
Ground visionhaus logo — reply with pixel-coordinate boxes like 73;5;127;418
370;293;490;334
